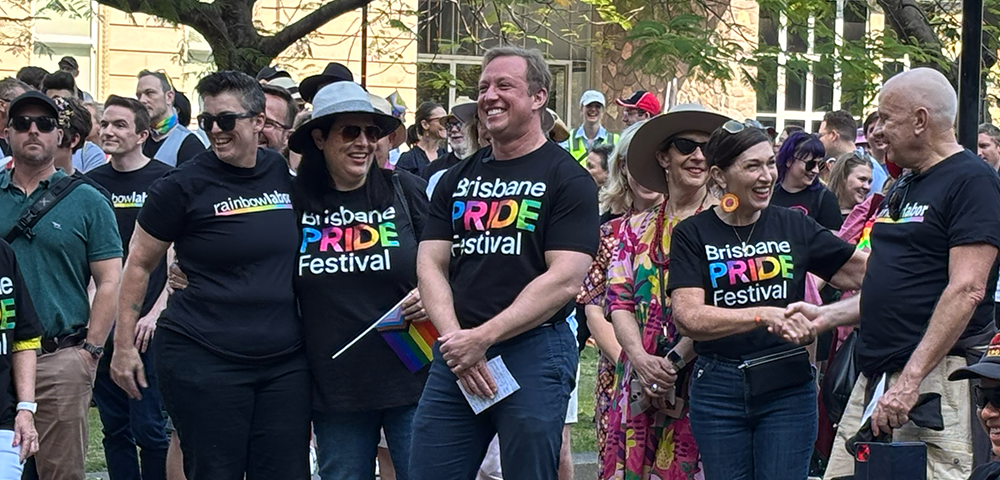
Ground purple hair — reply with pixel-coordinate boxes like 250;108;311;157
776;131;826;190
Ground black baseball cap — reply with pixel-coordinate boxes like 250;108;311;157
256;66;292;83
950;332;1000;381
58;56;79;71
7;91;61;122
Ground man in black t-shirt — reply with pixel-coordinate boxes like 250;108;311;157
87;95;171;480
789;68;1000;480
412;46;599;480
136;70;206;167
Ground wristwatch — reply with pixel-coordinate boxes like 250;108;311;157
16;402;36;414
82;342;105;359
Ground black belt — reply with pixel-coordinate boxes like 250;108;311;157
40;328;88;354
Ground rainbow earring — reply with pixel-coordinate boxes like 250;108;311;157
720;193;739;213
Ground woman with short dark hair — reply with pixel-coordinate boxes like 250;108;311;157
668;121;868;480
771;131;843;230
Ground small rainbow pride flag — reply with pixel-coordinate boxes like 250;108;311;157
377;309;438;373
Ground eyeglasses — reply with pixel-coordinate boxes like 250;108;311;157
198;112;257;132
668;137;707;155
799;157;821;171
623;108;646;118
337;125;383;143
263;118;290;131
722;119;765;134
975;385;1000;409
9;116;58;133
427;116;446;125
887;172;917;221
445;119;463;130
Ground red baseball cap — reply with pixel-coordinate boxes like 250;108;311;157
616;91;661;116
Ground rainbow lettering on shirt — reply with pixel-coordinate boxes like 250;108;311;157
704;241;794;307
874;202;928;224
213;191;293;216
448;176;548;257
298;207;399;275
0;277;16;356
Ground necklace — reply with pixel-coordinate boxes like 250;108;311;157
732;220;757;247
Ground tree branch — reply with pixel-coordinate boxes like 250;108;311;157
876;0;958;82
260;0;373;57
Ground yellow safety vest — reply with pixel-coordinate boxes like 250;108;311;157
567;129;619;166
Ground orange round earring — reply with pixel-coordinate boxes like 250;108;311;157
720;193;739;213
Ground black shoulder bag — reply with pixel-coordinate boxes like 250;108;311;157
391;173;418;243
4;176;84;243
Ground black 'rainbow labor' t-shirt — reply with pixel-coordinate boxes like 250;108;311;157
0;242;41;430
667;206;855;358
138;149;300;361
422;141;600;329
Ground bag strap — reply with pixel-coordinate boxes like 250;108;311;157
4;175;84;243
391;173;417;243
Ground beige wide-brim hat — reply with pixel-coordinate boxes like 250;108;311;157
627;103;731;193
544;108;569;143
445;96;477;125
368;93;406;150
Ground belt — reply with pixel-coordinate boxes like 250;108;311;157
40;328;88;354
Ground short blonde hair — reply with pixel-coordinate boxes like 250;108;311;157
599;121;645;215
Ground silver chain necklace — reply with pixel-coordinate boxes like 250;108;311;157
732;220;757;248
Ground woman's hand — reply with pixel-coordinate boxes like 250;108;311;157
631;352;677;398
401;289;427;323
770;312;817;345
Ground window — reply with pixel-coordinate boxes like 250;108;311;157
32;2;97;97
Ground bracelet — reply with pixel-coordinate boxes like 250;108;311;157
754;315;763;324
16;402;36;414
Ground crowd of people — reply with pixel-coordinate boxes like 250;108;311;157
0;46;998;480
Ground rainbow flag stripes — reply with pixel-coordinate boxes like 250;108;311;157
377;305;438;372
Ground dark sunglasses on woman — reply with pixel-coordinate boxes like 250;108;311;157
337;125;383;143
975;385;1000;409
667;138;706;155
9;116;58;133
198;112;257;133
799;157;821;171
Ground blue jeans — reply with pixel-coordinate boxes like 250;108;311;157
688;355;817;480
93;340;169;480
312;405;416;480
408;322;577;480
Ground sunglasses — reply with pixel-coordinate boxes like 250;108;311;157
198;112;257;133
10;116;58;133
336;125;383;143
975;385;1000;409
445;120;463;130
668;137;707;155
799;157;821;171
722;119;765;134
887;172;917;221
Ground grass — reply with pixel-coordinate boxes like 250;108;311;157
83;345;605;473
571;345;600;454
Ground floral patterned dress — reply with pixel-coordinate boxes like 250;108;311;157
600;204;700;480
578;216;628;467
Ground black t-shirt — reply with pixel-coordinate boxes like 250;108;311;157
421;151;463;181
423;141;600;329
88;160;173;317
142;134;206;167
0;241;42;430
138;148;301;361
667;206;855;358
770;184;844;230
858;150;1000;376
295;171;429;412
71;170;111;200
971;462;1000;480
396;147;447;177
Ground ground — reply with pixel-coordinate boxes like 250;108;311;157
83;345;604;474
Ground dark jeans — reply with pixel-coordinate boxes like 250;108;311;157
408;322;577;480
689;355;817;480
313;404;416;480
93;339;169;480
154;329;311;480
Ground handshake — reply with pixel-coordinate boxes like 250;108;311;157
758;303;826;346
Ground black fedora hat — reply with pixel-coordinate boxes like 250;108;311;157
299;63;355;104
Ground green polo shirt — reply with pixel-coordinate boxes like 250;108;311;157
0;169;122;338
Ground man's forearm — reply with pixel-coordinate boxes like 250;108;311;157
899;284;980;387
419;266;462;337
816;295;862;332
476;270;580;344
11;350;35;402
113;265;152;349
87;279;120;347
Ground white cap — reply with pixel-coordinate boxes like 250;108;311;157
580;90;605;107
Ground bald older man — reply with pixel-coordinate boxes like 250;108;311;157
787;68;1000;479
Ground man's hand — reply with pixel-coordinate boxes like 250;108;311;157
135;315;157;353
12;410;37;463
76;348;98;377
439;329;492;374
769;312;817;345
871;377;920;436
456;358;497;398
785;302;828;332
401;289;427;323
111;347;148;400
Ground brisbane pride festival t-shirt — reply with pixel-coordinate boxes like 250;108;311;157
423;141;600;330
667;206;855;358
138;149;300;361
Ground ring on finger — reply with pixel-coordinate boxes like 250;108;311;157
650;383;659;393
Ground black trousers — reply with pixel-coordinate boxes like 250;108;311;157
155;329;311;480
